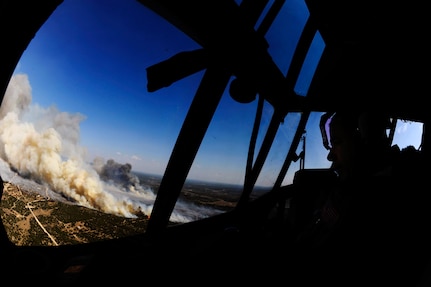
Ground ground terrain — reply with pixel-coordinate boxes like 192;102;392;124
0;181;149;246
0;180;238;247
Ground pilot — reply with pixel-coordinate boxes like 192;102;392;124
326;111;393;182
292;111;399;285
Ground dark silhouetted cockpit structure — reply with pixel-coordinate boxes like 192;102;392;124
0;0;429;285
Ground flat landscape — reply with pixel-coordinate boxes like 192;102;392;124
0;181;149;246
0;178;242;247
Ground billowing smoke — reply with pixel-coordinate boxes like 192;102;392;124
0;74;221;222
93;158;140;190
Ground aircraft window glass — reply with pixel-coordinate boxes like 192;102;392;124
1;0;338;242
392;120;423;150
302;112;332;169
181;81;273;220
264;0;310;74
253;0;276;31
250;100;274;167
295;31;325;96
257;111;332;188
3;1;207;243
255;112;301;188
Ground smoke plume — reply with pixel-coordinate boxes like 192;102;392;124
0;74;221;222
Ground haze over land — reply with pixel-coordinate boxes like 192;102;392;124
0;74;222;222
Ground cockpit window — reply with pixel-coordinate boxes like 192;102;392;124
264;0;310;74
392;120;423;150
2;0;328;242
5;0;206;236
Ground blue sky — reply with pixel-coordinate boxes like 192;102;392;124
10;0;423;187
13;1;200;172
